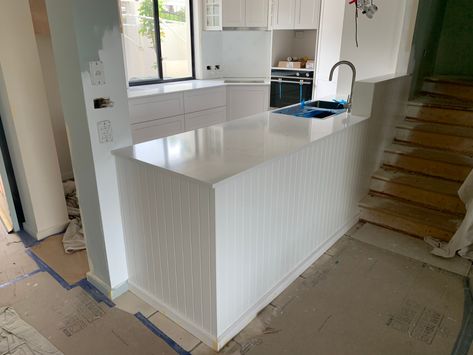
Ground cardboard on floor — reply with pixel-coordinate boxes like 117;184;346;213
219;237;465;355
0;231;38;285
0;272;176;355
30;235;89;285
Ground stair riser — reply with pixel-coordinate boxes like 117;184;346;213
360;208;453;242
383;152;470;182
395;128;473;154
407;105;473;127
370;179;465;215
422;81;473;101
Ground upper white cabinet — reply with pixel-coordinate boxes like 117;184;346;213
246;0;269;28
294;0;320;29
203;0;222;31
272;0;296;29
222;0;269;28
222;0;245;27
272;0;320;30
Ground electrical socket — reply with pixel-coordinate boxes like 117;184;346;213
97;120;113;143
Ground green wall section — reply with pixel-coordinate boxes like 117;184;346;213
409;0;447;96
434;0;473;76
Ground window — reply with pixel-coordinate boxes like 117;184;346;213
120;0;195;85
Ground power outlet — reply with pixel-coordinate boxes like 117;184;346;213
90;61;106;86
97;120;113;143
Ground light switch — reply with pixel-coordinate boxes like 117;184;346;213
90;61;106;86
97;120;113;143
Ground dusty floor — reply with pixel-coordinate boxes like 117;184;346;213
0;222;472;354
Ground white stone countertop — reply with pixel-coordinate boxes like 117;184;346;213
113;109;368;186
127;78;270;99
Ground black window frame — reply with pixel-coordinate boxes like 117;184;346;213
128;0;196;87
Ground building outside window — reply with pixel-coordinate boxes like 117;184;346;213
120;0;194;85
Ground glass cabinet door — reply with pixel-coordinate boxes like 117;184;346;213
204;0;222;30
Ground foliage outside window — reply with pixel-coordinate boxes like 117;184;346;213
120;0;194;85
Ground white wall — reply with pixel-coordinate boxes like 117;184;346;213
0;0;69;240
271;30;317;67
221;31;271;78
35;35;74;181
46;0;132;297
336;0;417;97
314;0;346;98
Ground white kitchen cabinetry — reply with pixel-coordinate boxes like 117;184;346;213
272;0;296;29
204;0;222;31
295;0;320;29
222;0;269;28
272;0;320;30
131;115;185;144
184;87;226;113
128;92;184;124
246;0;269;27
226;85;270;121
222;0;245;27
129;87;227;144
185;107;226;131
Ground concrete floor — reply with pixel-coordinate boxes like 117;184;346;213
1;222;471;354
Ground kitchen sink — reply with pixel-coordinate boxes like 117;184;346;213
273;100;346;119
305;100;345;110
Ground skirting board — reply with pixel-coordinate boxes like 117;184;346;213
129;214;359;351
23;220;69;241
129;281;217;349
86;272;128;300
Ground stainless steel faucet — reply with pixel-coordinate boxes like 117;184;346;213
329;60;357;113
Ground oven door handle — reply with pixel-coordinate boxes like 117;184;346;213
271;79;312;85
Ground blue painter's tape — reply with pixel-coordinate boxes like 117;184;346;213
76;278;115;307
25;249;115;307
0;269;42;289
135;312;191;355
25;249;73;290
16;230;39;248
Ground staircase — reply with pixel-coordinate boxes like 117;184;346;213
360;76;473;242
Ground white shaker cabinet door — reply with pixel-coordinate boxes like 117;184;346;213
222;0;245;27
271;0;296;29
227;85;270;121
246;0;269;28
131;115;185;144
295;0;320;29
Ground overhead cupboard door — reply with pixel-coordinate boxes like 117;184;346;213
272;0;296;29
222;0;245;27
295;0;320;29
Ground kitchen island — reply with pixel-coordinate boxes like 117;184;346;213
113;107;373;350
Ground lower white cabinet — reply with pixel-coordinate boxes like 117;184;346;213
226;85;270;121
131;115;185;144
185;107;226;131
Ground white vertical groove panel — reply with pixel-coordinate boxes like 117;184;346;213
115;158;217;338
214;121;370;335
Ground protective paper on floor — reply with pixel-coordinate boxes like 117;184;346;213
225;238;464;355
62;180;85;254
0;306;63;355
0;272;176;355
426;169;473;260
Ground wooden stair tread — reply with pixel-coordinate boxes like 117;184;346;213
397;120;473;139
409;94;473;111
425;76;473;88
385;144;473;167
373;168;461;196
359;194;461;233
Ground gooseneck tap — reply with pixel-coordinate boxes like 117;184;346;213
329;60;357;113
